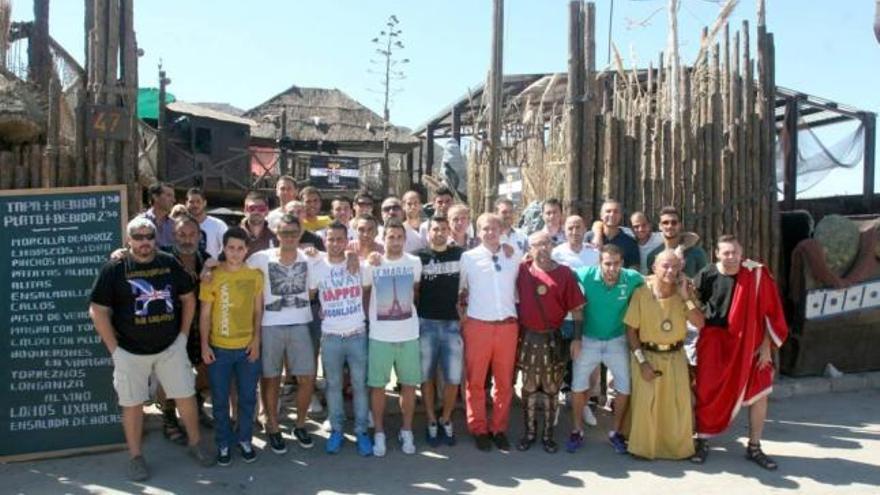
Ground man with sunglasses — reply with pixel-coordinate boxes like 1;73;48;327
377;196;424;254
241;191;277;258
89;217;214;481
247;214;318;454
646;206;708;278
458;213;522;452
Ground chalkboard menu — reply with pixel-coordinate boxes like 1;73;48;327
0;185;127;461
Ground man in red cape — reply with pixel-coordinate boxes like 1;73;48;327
691;235;788;470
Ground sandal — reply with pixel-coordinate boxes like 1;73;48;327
746;442;778;471
690;438;709;464
162;415;188;446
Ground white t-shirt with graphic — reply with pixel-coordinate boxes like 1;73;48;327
362;253;422;342
309;258;366;335
247;248;314;326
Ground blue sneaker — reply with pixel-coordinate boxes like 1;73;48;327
356;432;373;457
326;430;344;454
565;431;584;453
609;431;628;454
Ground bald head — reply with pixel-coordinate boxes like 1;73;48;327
564;215;586;247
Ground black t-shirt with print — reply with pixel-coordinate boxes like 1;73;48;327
416;246;464;321
90;251;195;355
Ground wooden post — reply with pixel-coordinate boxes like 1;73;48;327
43;76;60;188
28;0;51;91
581;2;597;218
782;97;799;210
121;0;138;214
157;68;169;179
425;123;435;176
485;0;504;213
405;151;414;189
863;112;877;210
451;106;462;144
566;0;584;216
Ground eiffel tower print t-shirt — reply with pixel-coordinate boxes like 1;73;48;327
90;251;195;355
247;248;316;327
363;253;422;342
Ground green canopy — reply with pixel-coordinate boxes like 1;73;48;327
137;87;176;120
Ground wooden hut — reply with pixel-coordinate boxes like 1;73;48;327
243;85;419;196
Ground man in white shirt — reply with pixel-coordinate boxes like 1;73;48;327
629;211;664;274
185;187;228;259
458;213;522;453
496;197;529;255
377;196;424;254
552;215;600;268
363;219;423;456
309;221;373;457
551;215;600;426
267;176;298;231
246;214;317;454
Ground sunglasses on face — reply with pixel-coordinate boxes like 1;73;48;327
246;204;269;213
491;255;502;272
130;233;156;241
277;230;300;238
382;205;402;212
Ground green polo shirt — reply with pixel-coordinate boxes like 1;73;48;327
575;265;644;340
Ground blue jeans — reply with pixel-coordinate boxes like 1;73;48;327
419;318;463;385
321;332;369;434
208;347;262;448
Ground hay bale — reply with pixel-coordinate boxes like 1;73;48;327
0;72;45;144
814;214;860;276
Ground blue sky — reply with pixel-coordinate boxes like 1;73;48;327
11;0;879;197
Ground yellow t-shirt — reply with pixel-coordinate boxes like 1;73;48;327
302;215;331;233
622;278;688;345
200;266;263;349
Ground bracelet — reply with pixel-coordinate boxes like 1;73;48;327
633;348;647;364
685;300;697;311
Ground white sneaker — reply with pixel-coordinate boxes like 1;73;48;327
399;430;416;455
373;432;387;457
583;404;598;427
308;395;323;414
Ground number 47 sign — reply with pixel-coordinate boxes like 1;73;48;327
86;105;131;141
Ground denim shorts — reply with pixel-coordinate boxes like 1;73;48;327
419;318;463;385
571;335;631;394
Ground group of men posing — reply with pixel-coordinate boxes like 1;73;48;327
88;177;789;481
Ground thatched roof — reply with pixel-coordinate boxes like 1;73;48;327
193;102;246;117
167;101;255;127
0;71;45;144
243;85;417;146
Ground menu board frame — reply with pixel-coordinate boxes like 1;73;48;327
0;185;128;462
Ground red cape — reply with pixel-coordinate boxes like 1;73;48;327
695;260;789;437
